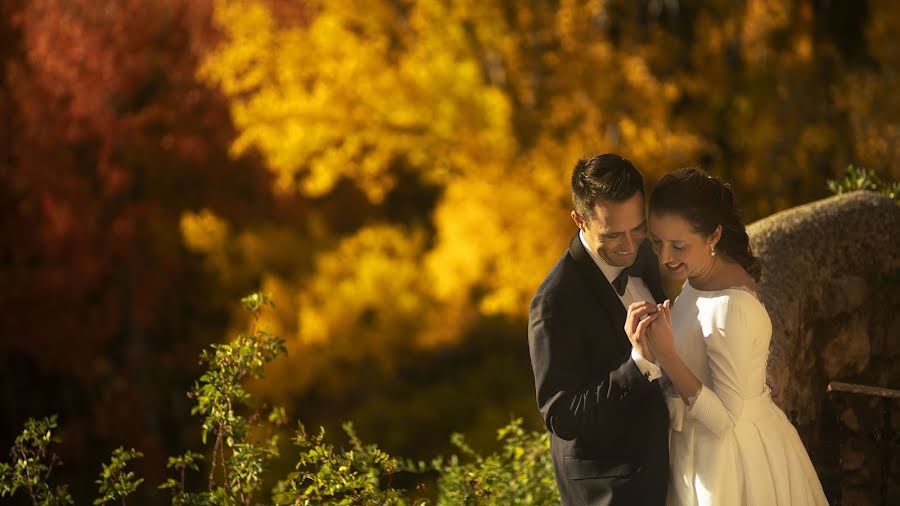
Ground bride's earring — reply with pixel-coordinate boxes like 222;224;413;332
710;243;716;257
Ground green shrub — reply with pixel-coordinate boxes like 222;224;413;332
0;415;73;505
271;422;425;505
827;164;899;203
168;291;286;505
433;419;557;505
2;293;556;505
95;448;144;505
158;451;205;505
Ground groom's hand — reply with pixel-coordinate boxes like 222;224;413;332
625;301;658;363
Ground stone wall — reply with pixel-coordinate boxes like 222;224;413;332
747;190;899;505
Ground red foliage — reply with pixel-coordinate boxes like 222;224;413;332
0;0;276;497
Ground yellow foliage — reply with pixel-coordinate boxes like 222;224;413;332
297;225;428;346
197;0;896;402
180;208;229;253
742;0;790;63
199;1;707;361
201;0;514;201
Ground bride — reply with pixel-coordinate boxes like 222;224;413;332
630;168;828;505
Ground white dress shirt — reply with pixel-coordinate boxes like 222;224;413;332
579;231;662;381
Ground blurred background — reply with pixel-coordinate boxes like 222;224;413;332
2;0;898;502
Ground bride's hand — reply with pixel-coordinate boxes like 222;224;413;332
647;300;677;365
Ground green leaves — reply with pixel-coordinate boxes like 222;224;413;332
159;451;206;505
94;448;144;505
185;292;287;505
240;292;275;312
827;165;900;203
271;422;412;505
433;419;558;505
3;294;557;505
0;415;74;505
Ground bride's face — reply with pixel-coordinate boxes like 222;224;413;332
648;212;717;280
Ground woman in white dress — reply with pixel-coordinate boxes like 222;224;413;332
629;168;828;506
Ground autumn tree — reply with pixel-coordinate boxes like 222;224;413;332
195;0;898;453
196;0;708;447
4;1;896;498
0;0;280;500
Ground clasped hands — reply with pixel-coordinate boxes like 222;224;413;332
624;300;675;366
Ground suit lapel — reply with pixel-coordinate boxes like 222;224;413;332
568;235;667;352
567;234;629;351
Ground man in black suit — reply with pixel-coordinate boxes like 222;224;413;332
528;154;669;505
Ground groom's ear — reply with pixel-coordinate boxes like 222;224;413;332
571;210;585;230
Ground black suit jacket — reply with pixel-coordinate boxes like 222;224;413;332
528;234;669;506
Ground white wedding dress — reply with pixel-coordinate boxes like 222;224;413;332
664;282;828;506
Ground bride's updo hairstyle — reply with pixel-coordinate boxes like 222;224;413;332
650;167;761;281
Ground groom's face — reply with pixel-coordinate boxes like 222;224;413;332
574;192;647;268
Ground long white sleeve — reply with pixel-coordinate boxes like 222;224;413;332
687;292;767;438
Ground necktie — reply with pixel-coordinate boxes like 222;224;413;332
612;268;630;296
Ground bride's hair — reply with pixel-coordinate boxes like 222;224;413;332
649;167;761;281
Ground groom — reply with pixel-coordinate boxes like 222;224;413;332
528;154;669;505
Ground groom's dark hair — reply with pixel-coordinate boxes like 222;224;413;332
571;153;644;225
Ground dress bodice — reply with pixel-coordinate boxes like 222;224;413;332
671;282;771;409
